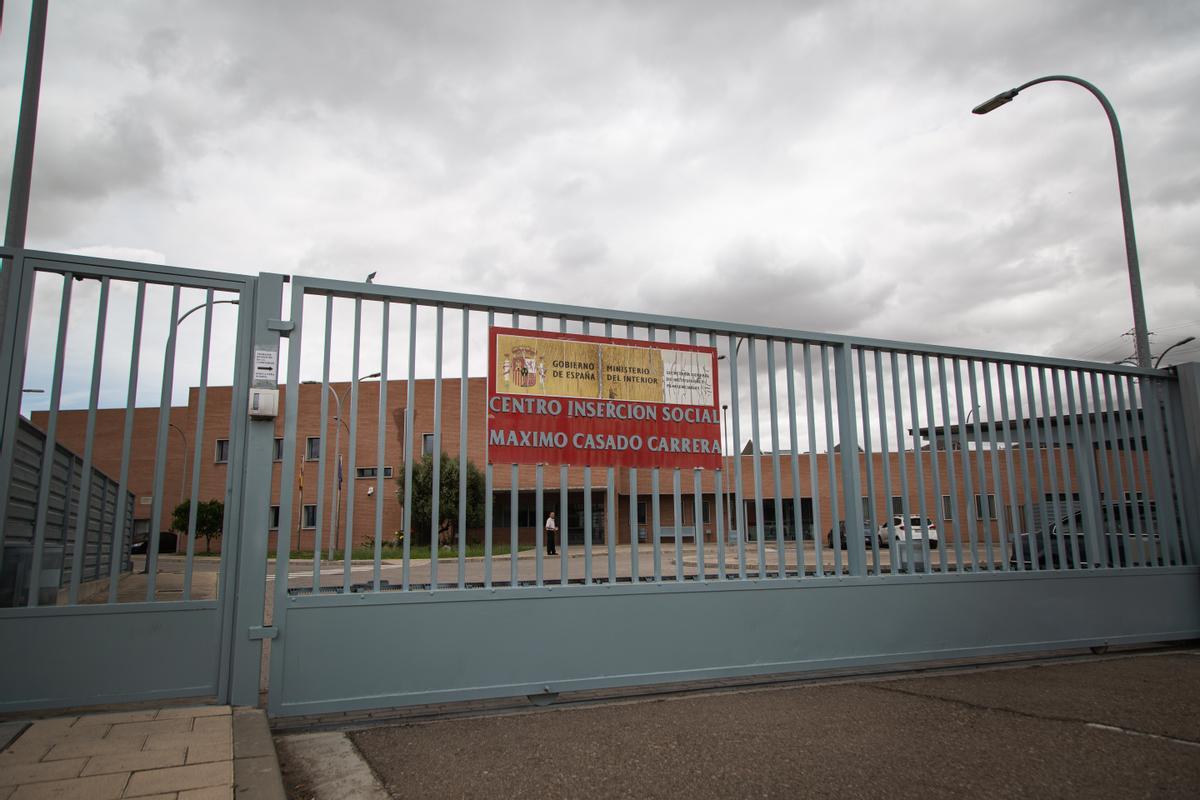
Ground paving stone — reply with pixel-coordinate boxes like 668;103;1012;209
231;711;273;760
79;747;187;776
105;719;195;740
0;784;14;799
0;745;49;765
190;718;231;738
7;771;128;800
0;756;87;787
155;706;230;722
185;740;232;765
142;731;230;753
178;786;233;799
43;736;149;761
123;762;232;797
72;711;159;728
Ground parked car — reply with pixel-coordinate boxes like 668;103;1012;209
1009;502;1158;569
826;520;878;550
879;515;938;549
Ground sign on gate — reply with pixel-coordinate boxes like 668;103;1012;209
487;327;721;468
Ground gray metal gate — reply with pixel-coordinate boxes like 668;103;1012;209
264;275;1200;718
3;251;1198;718
0;249;266;711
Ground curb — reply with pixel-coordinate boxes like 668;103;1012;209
233;707;287;799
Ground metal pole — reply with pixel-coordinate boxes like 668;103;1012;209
973;75;1151;368
1;0;49;340
722;404;732;541
329;389;342;560
168;422;188;505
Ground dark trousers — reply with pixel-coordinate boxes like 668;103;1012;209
546;529;556;554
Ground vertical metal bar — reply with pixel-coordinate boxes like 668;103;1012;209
402;304;417;590
609;321;618;583
891;352;915;573
922;356;948;572
1048;368;1081;568
1161;377;1196;565
0;253;35;565
343;298;364;592
108;282;145;602
430;304;446;588
629;467;640;582
1008;365;1038;572
748;338;766;576
766;341;785;577
559;316;569;585
952;358;981;570
873;350;894;572
979;361;1006;571
535;463;544;587
858;349;880;574
1037;367;1068;568
373;301;389;591
1066;370;1102;567
1139;377;1183;566
183;290;214;600
511;310;521;589
1096;373;1132;566
1024;365;1054;570
906;354;932;573
144;285;181;601
272;278;305;680
835;343;865;577
582;317;592;585
1085;371;1121;567
803;344;823;577
692;468;704;580
1108;379;1147;566
966;360;993;570
730;333;746;580
822;345;842;575
670;466;683;581
938;357;965;572
68;277;109;605
458;308;469;589
995;365;1021;572
1112;375;1149;566
311;297;333;594
1124;375;1160;563
651;457;663;581
785;342;804;578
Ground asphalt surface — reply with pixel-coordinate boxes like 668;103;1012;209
335;650;1200;800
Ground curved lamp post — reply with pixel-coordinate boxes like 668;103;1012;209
973;75;1152;368
1154;336;1196;369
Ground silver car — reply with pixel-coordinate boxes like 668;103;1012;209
878;515;939;549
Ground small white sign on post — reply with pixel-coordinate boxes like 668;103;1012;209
253;348;278;389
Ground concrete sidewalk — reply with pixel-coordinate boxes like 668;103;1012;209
0;706;284;799
278;648;1200;799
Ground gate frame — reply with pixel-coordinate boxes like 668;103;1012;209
0;248;266;711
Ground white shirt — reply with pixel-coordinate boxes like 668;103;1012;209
545;516;557;532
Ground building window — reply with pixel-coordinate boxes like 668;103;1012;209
637;500;647;525
356;466;394;479
268;505;280;530
422;433;435;456
890;496;904;514
302;505;317;529
941;495;953;520
305;437;321;461
974;494;998;520
215;439;229;463
273;438;284;462
1124;491;1144;501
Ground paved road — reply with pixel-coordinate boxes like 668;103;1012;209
333;650;1200;800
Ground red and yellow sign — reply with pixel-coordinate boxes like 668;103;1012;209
487;327;721;469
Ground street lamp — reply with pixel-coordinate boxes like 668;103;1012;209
1154;336;1196;369
973;75;1152;368
303;373;381;559
167;422;187;505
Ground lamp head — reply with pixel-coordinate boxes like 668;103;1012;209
972;89;1019;115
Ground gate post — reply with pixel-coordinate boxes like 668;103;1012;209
1170;363;1200;559
225;273;286;707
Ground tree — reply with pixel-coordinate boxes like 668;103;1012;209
172;499;225;554
397;453;486;547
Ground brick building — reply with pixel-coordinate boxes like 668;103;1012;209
37;377;1119;554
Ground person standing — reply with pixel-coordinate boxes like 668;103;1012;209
545;511;558;556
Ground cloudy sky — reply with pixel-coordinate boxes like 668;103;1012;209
2;0;1198;379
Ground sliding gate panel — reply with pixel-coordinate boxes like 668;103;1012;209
264;277;1198;717
0;249;256;712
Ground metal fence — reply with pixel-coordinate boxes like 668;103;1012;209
271;277;1196;596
